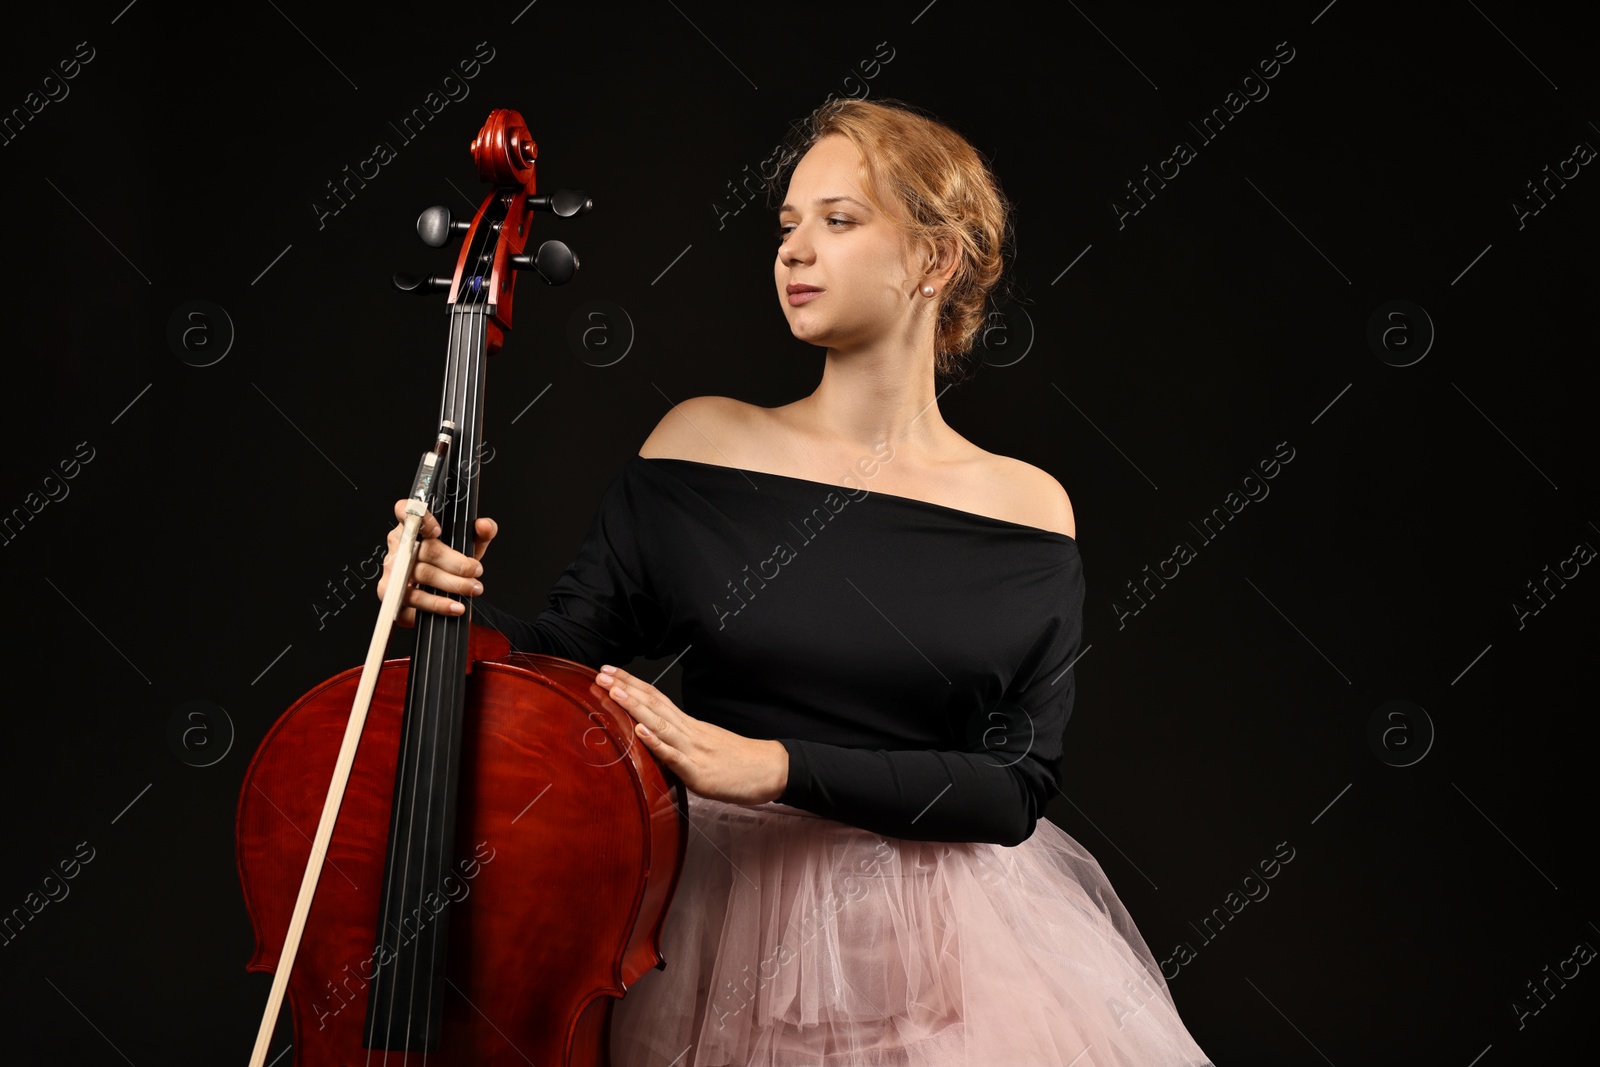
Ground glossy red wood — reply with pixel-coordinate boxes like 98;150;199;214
237;626;688;1065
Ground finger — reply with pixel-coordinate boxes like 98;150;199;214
417;538;484;584
417;532;479;568
386;531;485;604
381;546;475;617
407;544;482;596
391;498;442;537
596;667;637;705
473;516;497;561
634;720;680;765
405;587;468;616
397;566;469;617
409;560;483;598
592;673;686;771
606;679;686;749
603;679;656;729
598;667;667;715
597;666;652;707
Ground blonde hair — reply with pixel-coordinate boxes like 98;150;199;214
772;98;1014;385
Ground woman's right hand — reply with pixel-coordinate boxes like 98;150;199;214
376;499;498;627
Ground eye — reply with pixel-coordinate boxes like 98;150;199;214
774;216;854;242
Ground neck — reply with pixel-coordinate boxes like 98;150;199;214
791;328;956;463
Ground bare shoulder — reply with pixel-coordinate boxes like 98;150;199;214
986;455;1076;539
637;395;759;462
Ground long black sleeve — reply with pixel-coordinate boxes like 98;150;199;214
471;465;668;670
772;555;1084;847
774;740;1054;848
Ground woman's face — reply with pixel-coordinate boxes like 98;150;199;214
774;134;924;351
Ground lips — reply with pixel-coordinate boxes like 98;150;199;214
786;283;823;306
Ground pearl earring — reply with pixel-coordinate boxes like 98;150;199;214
921;284;936;297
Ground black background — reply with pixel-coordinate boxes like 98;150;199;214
1;1;1595;1064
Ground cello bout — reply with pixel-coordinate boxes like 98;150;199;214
237;629;689;1065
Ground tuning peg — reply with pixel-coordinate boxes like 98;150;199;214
527;189;593;218
510;240;579;286
392;272;453;295
416;206;471;247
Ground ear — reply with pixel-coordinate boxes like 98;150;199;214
922;232;960;287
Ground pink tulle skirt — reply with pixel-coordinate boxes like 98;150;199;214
608;791;1213;1066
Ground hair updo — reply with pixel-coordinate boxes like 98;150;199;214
770;98;1015;386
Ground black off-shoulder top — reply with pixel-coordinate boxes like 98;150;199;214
472;455;1083;847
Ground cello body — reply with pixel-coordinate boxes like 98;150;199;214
236;110;687;1065
237;628;688;1065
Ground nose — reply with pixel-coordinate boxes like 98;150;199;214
778;223;813;267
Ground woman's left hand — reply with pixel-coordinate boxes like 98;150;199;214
594;665;789;805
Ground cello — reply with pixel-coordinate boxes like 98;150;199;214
236;108;689;1066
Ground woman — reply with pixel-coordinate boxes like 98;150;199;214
380;98;1213;1066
